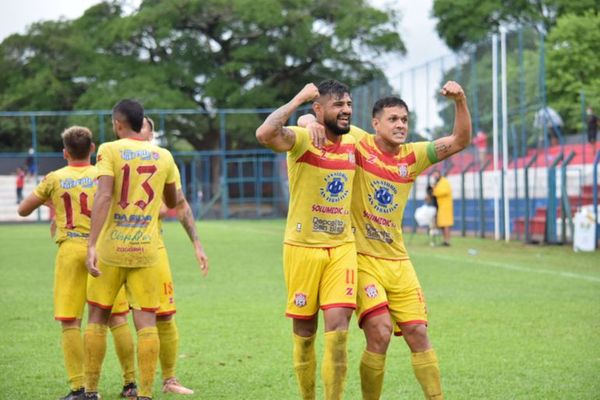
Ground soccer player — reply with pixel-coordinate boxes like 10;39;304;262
140;116;209;394
301;81;471;399
84;100;178;400
17;126;133;400
256;80;359;400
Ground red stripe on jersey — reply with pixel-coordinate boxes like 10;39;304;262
323;142;355;154
356;151;414;183
359;141;416;166
297;150;355;170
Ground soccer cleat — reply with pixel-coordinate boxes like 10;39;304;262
120;382;137;398
162;377;194;395
60;388;84;400
136;397;152;400
83;393;101;400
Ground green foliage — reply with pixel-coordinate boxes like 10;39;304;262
0;0;405;151
1;221;599;398
546;11;600;132
433;0;599;50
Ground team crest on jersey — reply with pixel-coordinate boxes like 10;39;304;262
398;163;409;177
367;180;398;214
320;172;349;203
294;293;308;307
364;284;379;298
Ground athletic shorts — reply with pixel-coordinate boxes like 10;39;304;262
87;261;159;312
129;247;176;316
54;241;130;320
283;242;357;319
356;254;427;335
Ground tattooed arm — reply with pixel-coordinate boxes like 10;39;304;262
255;83;320;152
433;81;472;162
175;189;209;276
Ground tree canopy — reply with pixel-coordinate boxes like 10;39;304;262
0;0;405;151
432;0;598;50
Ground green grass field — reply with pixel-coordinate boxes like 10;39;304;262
0;220;599;399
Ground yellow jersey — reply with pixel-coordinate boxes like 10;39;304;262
95;138;177;268
33;163;97;244
157;164;182;250
283;127;357;247
351;130;438;260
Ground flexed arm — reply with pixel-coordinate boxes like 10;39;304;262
433;81;472;161
256;83;320;152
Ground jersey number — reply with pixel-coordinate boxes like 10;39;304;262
118;164;157;210
60;192;92;229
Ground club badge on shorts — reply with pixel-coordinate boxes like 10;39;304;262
365;284;379;298
294;293;307;307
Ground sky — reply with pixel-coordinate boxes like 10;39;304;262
0;0;452;131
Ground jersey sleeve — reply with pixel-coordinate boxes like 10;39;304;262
286;126;310;160
32;173;54;202
95;143;115;177
173;164;182;190
412;141;439;176
164;150;177;185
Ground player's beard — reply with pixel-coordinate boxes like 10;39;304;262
324;113;351;136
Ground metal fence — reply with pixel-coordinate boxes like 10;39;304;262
1;25;598;246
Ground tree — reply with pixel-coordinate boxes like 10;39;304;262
546;12;600;132
0;0;405;152
432;0;599;50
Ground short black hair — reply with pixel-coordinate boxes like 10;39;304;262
112;99;144;133
372;96;409;118
317;79;350;99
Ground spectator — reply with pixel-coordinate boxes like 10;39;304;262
472;130;488;165
16;167;25;204
431;170;454;246
587;107;598;146
25;148;36;177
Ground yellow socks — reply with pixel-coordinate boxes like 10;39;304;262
412;349;443;400
110;322;136;385
137;326;160;398
157;319;179;380
321;330;348;400
83;323;108;393
360;350;386;400
293;334;316;400
61;326;84;391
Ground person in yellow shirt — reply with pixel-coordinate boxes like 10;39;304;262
84;100;178;400
301;81;471;399
17;126;134;400
140;116;209;395
431;170;454;246
256;80;360;400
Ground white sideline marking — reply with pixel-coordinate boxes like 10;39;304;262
427;254;600;283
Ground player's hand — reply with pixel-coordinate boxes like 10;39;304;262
86;246;101;277
307;120;327;149
294;83;320;104
440;81;466;101
195;246;209;277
